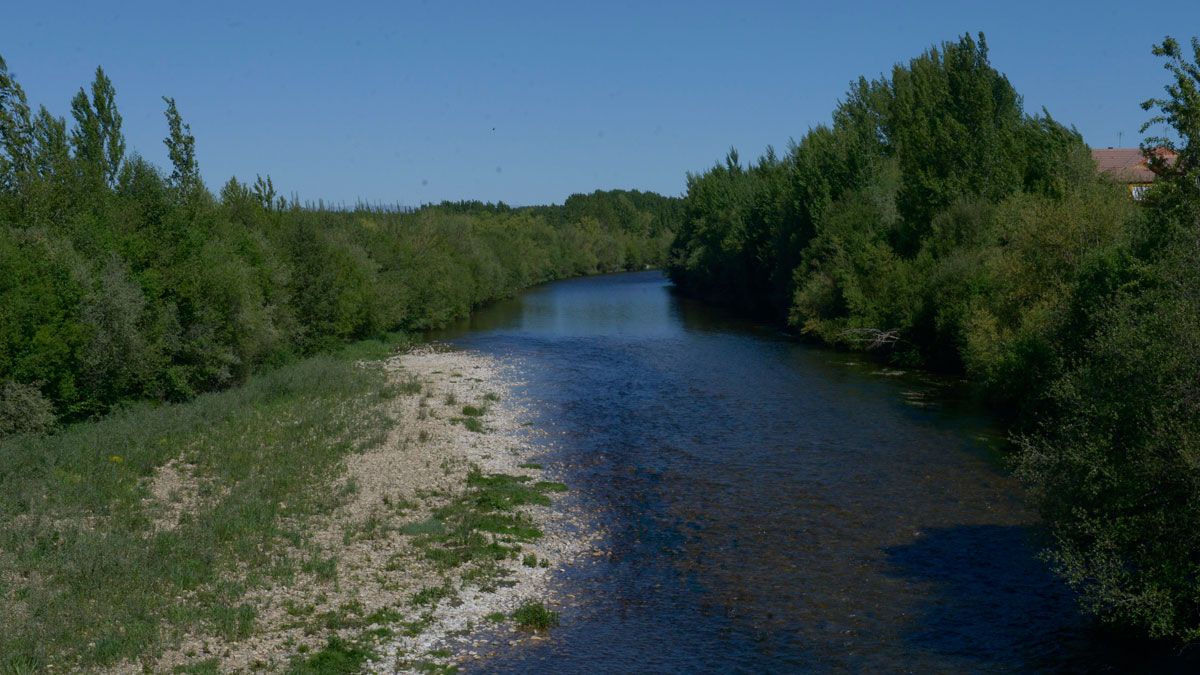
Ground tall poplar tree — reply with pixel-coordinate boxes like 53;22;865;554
162;96;198;194
69;66;125;186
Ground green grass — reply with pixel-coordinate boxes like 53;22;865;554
396;376;423;395
399;470;565;580
0;354;395;671
333;331;414;362
410;585;455;607
460;405;485;417
461;418;484;433
287;636;371;674
512;601;559;631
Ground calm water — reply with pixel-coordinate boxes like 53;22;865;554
433;271;1178;673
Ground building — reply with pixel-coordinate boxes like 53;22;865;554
1091;147;1178;200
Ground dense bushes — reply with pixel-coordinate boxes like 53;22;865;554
668;33;1200;640
0;56;679;427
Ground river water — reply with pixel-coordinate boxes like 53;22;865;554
434;270;1175;673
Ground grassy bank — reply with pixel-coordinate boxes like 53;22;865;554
0;351;397;671
0;337;576;672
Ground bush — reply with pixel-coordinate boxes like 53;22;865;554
1017;245;1200;639
0;381;56;437
512;601;558;631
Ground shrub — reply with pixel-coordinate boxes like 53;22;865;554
512;601;558;631
0;381;56;437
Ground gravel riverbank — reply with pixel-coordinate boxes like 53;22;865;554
142;345;594;673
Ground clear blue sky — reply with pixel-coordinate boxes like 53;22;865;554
3;1;1197;206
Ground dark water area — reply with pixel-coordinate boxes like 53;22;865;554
432;271;1188;673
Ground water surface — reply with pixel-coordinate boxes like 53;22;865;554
433;271;1170;673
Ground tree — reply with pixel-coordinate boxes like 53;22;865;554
162;96;198;193
0;54;33;190
253;174;278;210
69;66;125;186
886;32;1026;252
1140;36;1200;227
31;106;70;178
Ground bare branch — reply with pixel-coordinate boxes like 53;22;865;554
840;327;903;350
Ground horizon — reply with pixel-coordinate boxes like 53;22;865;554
4;0;1198;206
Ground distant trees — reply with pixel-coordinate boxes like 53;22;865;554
0;57;679;432
668;32;1200;641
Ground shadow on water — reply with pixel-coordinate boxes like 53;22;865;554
885;524;1200;673
884;524;1084;668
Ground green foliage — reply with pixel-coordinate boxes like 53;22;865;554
69;67;124;186
1015;36;1200;642
1017;244;1200;640
161;96;197;193
0;56;677;434
0;380;55;436
0;54;34;190
670;32;1098;334
288;636;371;674
512;601;559;631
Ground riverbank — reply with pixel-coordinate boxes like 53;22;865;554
369;347;594;672
0;343;590;673
156;346;592;672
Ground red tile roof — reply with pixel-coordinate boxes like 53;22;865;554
1091;147;1177;183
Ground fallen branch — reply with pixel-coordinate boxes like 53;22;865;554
840;328;903;350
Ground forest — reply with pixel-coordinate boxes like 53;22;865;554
0;57;680;430
668;34;1200;641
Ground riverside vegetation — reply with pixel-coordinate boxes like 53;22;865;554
0;56;680;426
668;34;1200;643
0;55;673;671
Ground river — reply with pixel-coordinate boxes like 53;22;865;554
433;270;1171;673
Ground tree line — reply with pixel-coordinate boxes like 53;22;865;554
0;56;679;431
668;34;1200;642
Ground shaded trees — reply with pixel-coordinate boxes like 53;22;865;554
1016;36;1200;641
